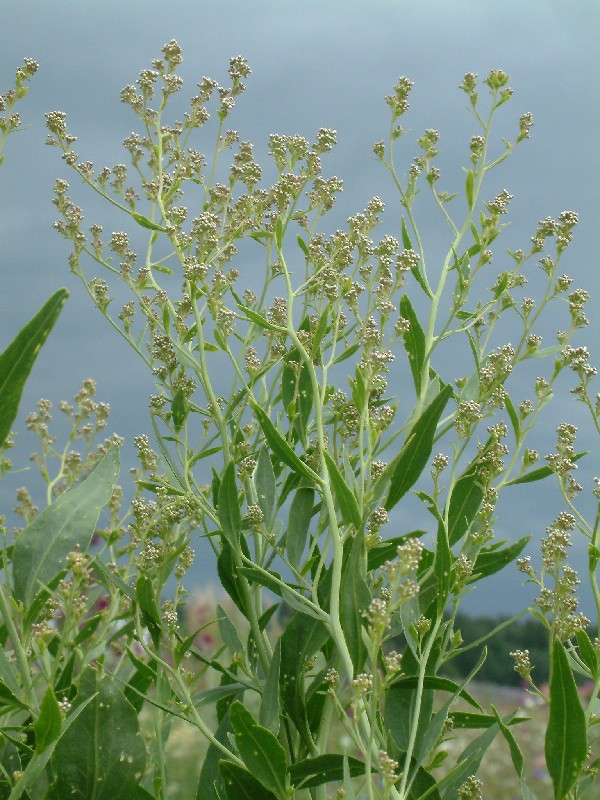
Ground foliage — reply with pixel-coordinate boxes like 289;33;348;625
1;45;599;800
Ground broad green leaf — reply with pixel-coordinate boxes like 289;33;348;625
217;604;243;654
281;350;313;445
289;754;373;788
191;683;246;710
218;462;241;548
33;686;62;752
123;649;157;713
385;678;435;757
468;536;530;583
0;288;68;448
259;639;281;734
219;761;278;800
0;680;29;711
323;451;361;529
229;701;288;798
340;534;370;671
388;675;482;710
400;294;426;394
254;446;276;527
279;614;328;748
12;446;120;606
48;669;146;800
287;487;315;569
238;566;285;596
9;693;96;800
545;638;587;799
447;471;484;546
251;402;317;483
450;711;528;729
385;385;453;512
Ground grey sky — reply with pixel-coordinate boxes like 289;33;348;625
1;0;599;615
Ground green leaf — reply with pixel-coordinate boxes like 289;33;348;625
279;614;328;748
340;534;370;671
331;342;360;366
401;217;432;297
465;169;475;209
0;288;68;448
12;446;120;607
545;638;587;799
385;385;453;512
171;387;187;432
400;294;426;394
323;451;361;529
48;669;146;800
218;462;241;548
491;705;536;800
33;686;62;752
196;712;232;800
259;639;281;734
469;536;530;583
506;451;587;486
434;521;452;610
235;303;286;333
229;701;288;798
287;487;315;569
367;532;427;572
297;234;310;257
447;471;484;546
217;604;243;654
289;754;373;788
576;630;598;681
434;717;504;798
219;761;278;800
275;218;284;249
131;211;166;231
251;402;317;483
217;542;247;618
254;446;276;527
135;574;161;646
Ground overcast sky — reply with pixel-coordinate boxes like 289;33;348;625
1;0;599;616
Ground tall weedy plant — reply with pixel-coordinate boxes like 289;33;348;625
1;42;598;799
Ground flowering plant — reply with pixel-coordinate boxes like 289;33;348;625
1;44;598;800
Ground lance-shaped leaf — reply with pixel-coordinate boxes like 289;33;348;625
196;712;232;800
48;669;146;800
286;487;315;569
447;470;484;546
400;294;426;394
259;639;281;734
468;536;530;583
33;686;62;753
506;451;586;486
229;701;288;798
385;384;453;512
323;451;361;529
340;534;370;671
545;638;587;799
0;288;68;448
279;614;328;749
218;462;241;548
219;761;278;800
254;446;276;527
289;754;374;789
13;446;120;606
250;402;318;483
